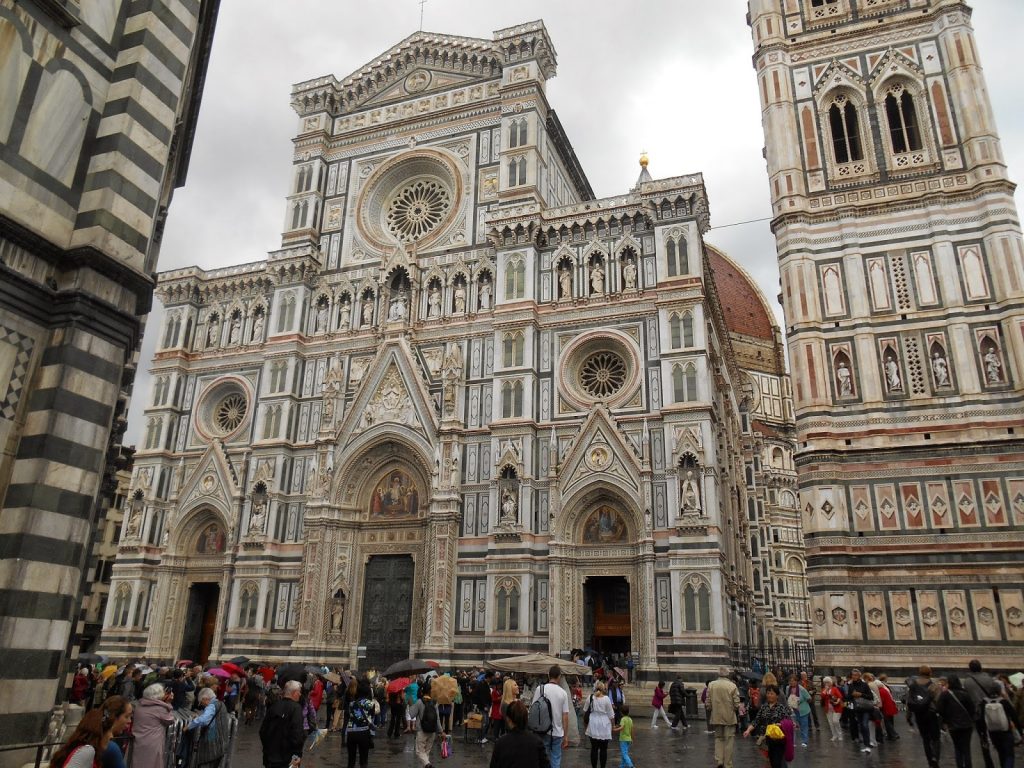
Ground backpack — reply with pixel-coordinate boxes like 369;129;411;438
420;700;439;733
528;685;553;735
907;682;934;714
983;698;1009;732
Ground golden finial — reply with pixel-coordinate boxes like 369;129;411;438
639;150;649;168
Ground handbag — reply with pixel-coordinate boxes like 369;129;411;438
440;735;452;759
853;697;875;712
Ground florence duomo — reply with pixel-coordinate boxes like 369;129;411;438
0;0;1023;753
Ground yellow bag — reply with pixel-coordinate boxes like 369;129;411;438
765;723;785;741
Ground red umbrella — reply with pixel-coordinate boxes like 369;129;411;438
259;666;275;683
221;662;244;676
426;660;440;669
176;660;194;668
386;677;411;694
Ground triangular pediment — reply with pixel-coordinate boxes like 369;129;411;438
359;67;487;108
559;405;642;498
813;58;864;94
867;47;924;86
179;441;240;508
335;337;439;441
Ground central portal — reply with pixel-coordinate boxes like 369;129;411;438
583;576;631;654
359;555;414;670
180;582;219;665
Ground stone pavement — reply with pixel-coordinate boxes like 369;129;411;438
230;714;1016;767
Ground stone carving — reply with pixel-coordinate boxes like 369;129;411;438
930;350;950;387
329;593;346;632
453;283;466;313
500;489;518;524
423;348;443;377
590;262;604;294
388;291;408;322
322;362;343;424
350;358;370;383
338;300;351;329
479;278;492;309
884;352;902;392
681;470;701;512
427;285;441;318
835;360;853;397
229;315;241;345
361;299;374;327
125;507;141;539
206;315;220;348
316;303;328;333
360;369;414;428
442;342;463;417
623;259;637;290
559;266;572;299
251;312;264;342
248;500;267;534
983;344;1003;384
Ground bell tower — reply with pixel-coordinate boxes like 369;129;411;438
749;0;1024;672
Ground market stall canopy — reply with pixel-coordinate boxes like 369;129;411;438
484;654;590;676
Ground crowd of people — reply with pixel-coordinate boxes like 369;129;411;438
50;656;1024;768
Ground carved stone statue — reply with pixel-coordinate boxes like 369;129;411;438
984;347;1003;384
453;284;466;314
338;300;351;329
329;596;345;632
623;259;637;290
206;315;220;348
251;312;264;342
125;508;141;538
590;263;604;294
316;303;328;333
448;453;460;489
884;354;902;392
559;266;572;299
443;341;463;375
248;501;267;534
228;315;241;345
500;489;518;524
361;299;374;326
427;286;441;318
479;279;492;309
681;470;701;512
388;291;408;321
835;360;853;397
931;350;950;387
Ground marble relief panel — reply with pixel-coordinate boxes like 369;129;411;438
926;481;951;528
980;479;1007;526
953;480;979;527
900;482;925;529
917;590;943;641
851;485;874;531
1008;479;1024;525
875;484;899;530
1000;589;1024;641
970;589;1001;641
943;590;972;641
890;590;916;641
863;591;889;641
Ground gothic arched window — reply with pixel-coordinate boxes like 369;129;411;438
508;158;518;186
884;83;922;154
683;577;712;632
517;119;527;147
239;583;259;629
667;239;677;277
828;94;864;164
671;363;699;402
503;331;525;367
112;585;132;627
501;380;524;419
517;158;527;186
495;579;520;631
505;256;526;300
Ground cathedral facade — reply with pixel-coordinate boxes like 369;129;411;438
749;0;1024;672
101;22;809;675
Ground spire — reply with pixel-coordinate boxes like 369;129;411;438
634;150;652;189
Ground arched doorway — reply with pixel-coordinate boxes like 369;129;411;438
170;513;229;664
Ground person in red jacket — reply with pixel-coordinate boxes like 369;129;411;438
876;675;900;742
310;676;325;714
821;676;845;742
650;681;672;728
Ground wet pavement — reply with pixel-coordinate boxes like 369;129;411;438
231;712;1017;767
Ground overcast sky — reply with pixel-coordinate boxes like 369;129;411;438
126;0;1024;444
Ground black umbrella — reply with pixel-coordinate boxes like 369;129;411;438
229;656;251;666
382;658;438;677
738;670;763;683
305;664;326;675
77;653;107;665
276;663;307;685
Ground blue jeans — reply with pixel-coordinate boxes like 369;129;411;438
547;735;563;768
795;712;810;743
619;740;634;768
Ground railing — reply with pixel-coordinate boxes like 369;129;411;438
0;709;238;768
730;644;815;678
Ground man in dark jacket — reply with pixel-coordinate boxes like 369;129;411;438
964;660;1001;768
260;680;305;768
845;668;875;752
668;675;689;730
473;672;494;742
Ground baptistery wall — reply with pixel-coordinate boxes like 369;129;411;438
101;21;809;677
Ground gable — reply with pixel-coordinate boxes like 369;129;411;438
559;405;643;499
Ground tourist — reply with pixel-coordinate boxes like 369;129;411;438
404;676;420;734
668;674;688;729
407;684;445;768
785;674;811;747
474;672;493;743
607;678;625;724
743;685;793;768
937;675;977;768
964;660;1003;768
875;673;900;742
260;680;304;768
530;665;570;768
186;687;232;768
800;672;819;732
344;679;378;768
489;700;549;768
650;680;672;728
386;679;405;739
49;696;133;768
844;668;874;752
132;684;174;768
583;682;615;768
820;676;844;741
708;666;741;768
490;675;505;740
612;703;634;768
908;666;942;767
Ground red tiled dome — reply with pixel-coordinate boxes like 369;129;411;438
706;245;776;341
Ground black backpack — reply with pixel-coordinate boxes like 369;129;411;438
907;682;934;714
420;700;439;733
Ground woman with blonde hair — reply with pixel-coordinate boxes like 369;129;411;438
583;682;615;768
49;696;133;768
501;677;520;717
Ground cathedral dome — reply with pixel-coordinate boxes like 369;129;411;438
706;244;776;342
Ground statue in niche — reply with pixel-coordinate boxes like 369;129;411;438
427;285;441;318
361;299;374;326
479;278;492;309
228;315;241;345
681;470;701;512
453;283;467;313
984;345;1003;384
125;508;141;539
590;262;604;294
500;489;518;524
250;312;264;342
931;350;950;387
835;360;853;397
338;300;351;329
329;592;346;632
248;500;267;534
623;259;638;290
206;315;220;348
558;266;572;299
388;291;408;321
316;303;328;332
884;353;902;392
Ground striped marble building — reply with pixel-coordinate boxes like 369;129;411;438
0;0;219;748
100;22;812;677
749;0;1024;672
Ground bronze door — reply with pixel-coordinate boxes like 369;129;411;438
180;582;219;665
359;555;415;670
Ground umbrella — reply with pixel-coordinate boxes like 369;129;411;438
206;667;230;679
1010;672;1024;689
738;670;763;683
221;662;244;677
176;659;194;668
277;663;307;685
382;659;438;677
229;656;251;666
101;666;117;680
305;664;325;675
386;677;411;694
325;672;341;685
77;653;107;665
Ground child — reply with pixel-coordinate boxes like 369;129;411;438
613;703;635;768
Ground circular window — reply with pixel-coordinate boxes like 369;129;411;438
214;393;247;433
579;351;627;398
386;179;452;243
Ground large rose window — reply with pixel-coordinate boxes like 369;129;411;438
386;179;452;243
579;351;628;399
